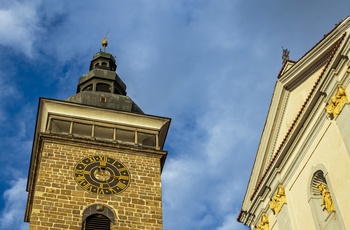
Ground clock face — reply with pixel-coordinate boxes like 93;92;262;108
73;155;130;195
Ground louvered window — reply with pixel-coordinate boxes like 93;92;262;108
83;214;110;230
310;170;327;196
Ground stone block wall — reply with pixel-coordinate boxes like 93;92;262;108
28;138;163;230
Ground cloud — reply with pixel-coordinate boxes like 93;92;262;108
0;178;29;230
217;213;247;230
0;1;349;230
0;0;43;57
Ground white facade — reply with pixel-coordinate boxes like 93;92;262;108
238;17;350;230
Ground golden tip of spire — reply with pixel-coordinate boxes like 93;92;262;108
102;31;109;48
102;38;108;47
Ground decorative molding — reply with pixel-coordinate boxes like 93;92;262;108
269;185;287;215
325;85;348;118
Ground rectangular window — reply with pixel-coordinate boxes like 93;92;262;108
137;132;156;147
50;119;71;134
116;129;134;143
94;126;114;140
73;122;92;137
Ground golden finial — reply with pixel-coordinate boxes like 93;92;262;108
102;31;109;52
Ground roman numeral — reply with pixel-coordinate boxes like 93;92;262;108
98;188;105;194
100;156;107;162
119;175;129;180
83;183;93;191
117;181;127;189
74;170;90;175
76;175;86;183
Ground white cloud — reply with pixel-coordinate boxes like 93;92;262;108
0;1;349;230
217;213;247;230
0;178;29;230
0;0;42;57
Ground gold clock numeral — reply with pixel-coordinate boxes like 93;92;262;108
117;181;127;189
83;183;94;191
76;175;86;183
74;169;90;175
118;167;128;173
88;156;97;163
100;156;107;162
98;188;105;194
118;175;129;180
109;188;118;194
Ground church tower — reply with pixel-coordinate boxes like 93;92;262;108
24;38;171;229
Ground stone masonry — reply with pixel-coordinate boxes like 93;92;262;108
27;134;164;230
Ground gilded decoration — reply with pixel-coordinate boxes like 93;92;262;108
255;214;269;230
325;85;348;118
269;185;287;215
317;183;335;213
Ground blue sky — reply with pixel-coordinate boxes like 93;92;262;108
0;1;349;229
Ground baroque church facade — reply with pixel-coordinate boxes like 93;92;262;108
24;38;171;229
238;17;350;229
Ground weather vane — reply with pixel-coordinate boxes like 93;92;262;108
102;30;109;52
282;47;290;64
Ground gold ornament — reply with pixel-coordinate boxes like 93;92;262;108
325;85;348;118
317;183;335;213
269;185;287;215
255;214;269;230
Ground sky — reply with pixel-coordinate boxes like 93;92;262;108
0;1;349;230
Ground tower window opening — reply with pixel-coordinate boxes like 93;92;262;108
48;117;159;147
96;83;111;93
83;214;110;230
82;84;93;91
50;119;71;134
95;126;114;140
116;129;135;143
137;132;156;147
73;123;92;137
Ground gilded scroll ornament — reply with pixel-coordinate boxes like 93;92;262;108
269;185;287;215
317;183;335;213
325;85;348;118
255;214;269;230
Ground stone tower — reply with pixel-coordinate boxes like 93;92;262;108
24;38;171;229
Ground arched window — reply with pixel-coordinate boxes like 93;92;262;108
82;84;93;91
83;214;110;230
96;83;111;93
309;170;343;229
82;204;114;230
